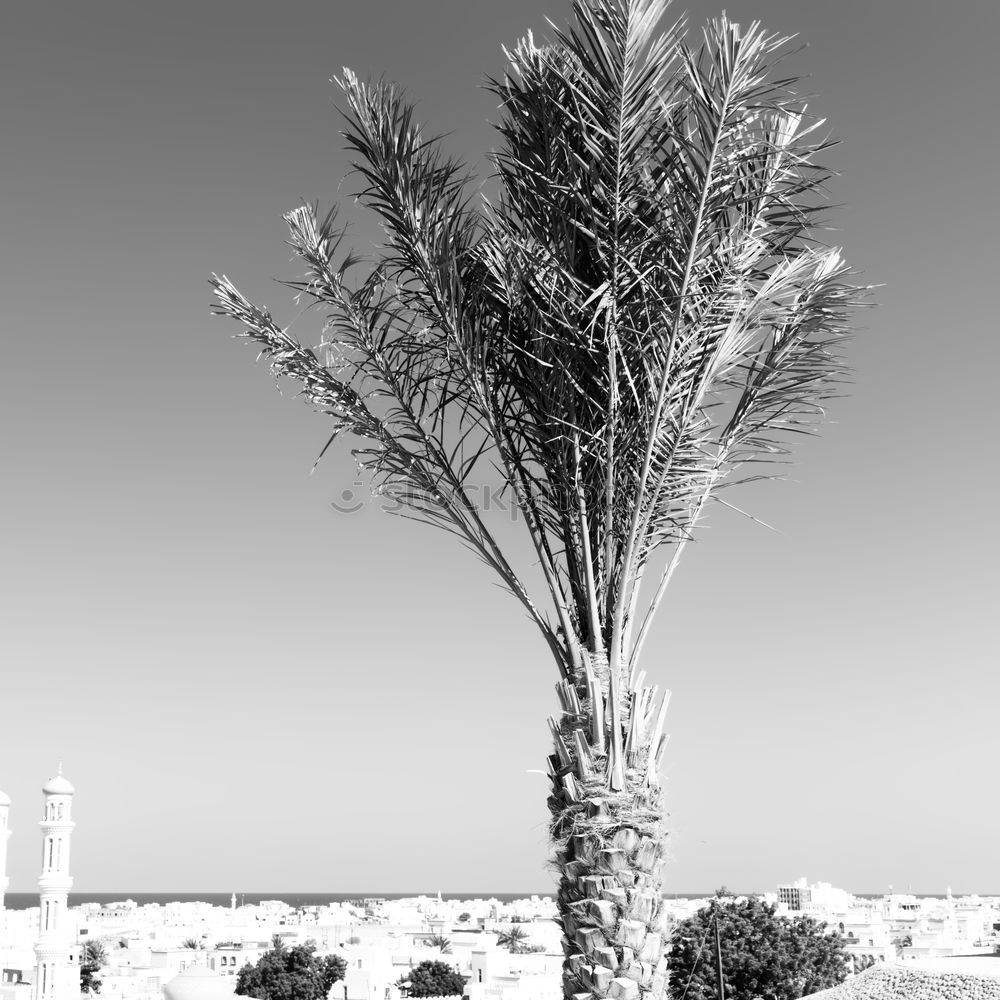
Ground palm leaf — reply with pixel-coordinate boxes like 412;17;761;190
212;0;867;692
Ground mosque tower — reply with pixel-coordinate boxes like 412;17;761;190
0;786;10;917
34;769;80;1000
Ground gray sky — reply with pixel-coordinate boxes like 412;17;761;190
1;0;997;895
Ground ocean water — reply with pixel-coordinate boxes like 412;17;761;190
2;891;979;911
1;892;558;911
1;891;720;911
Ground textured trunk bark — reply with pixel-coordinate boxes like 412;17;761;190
548;653;670;1000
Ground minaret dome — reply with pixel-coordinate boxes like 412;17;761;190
42;775;75;797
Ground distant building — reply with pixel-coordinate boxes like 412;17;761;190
149;949;207;981
776;878;851;914
777;883;812;911
207;944;264;979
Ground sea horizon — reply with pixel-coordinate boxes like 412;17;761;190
4;890;994;911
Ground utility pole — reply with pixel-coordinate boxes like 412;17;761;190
714;912;725;1000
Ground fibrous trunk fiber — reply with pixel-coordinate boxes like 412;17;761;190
548;653;670;1000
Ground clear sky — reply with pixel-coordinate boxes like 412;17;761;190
1;0;997;896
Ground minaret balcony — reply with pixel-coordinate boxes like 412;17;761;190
37;875;73;893
34;943;72;959
37;821;76;834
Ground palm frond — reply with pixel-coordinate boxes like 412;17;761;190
212;0;867;694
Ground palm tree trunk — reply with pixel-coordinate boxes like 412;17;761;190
549;654;670;1000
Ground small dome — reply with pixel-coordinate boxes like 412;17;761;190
0;789;10;807
43;774;74;796
163;968;236;1000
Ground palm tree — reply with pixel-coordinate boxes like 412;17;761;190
892;934;912;957
80;940;107;995
426;935;453;955
211;1;865;997
497;926;531;954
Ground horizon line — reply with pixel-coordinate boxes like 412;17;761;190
5;888;995;897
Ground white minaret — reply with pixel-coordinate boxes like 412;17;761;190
0;787;10;924
34;769;80;1000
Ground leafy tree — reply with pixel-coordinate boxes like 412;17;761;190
457;913;471;925
399;961;466;998
667;894;849;999
80;941;107;995
180;938;203;950
212;1;864;998
236;936;347;1000
318;954;348;997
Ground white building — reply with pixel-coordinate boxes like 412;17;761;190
162;967;234;1000
0;787;31;1000
340;946;401;1000
206;944;265;979
465;947;561;1000
776;878;852;915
